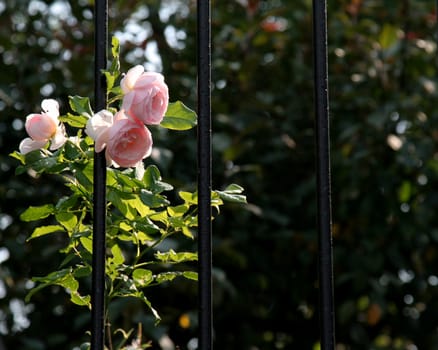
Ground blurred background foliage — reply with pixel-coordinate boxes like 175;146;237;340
0;0;438;349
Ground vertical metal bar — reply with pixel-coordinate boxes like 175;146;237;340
91;0;108;349
312;1;335;349
197;0;212;349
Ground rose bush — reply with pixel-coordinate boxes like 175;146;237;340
11;37;245;349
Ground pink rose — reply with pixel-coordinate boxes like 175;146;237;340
86;109;152;168
107;113;153;168
120;65;169;125
19;99;67;154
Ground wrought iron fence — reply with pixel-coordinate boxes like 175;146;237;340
90;1;335;349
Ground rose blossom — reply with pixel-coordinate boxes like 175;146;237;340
85;109;114;151
86;109;152;168
19;99;67;154
107;113;153;168
120;65;169;125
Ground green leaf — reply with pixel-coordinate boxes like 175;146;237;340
20;204;55;222
182;271;198;281
181;226;194;239
59;113;89;128
22;152;68;174
80;236;93;253
26;268;77;302
110;169;142;188
132;268;153;287
9;151;25;165
161;101;197;130
148;210;169;225
110;244;125;265
223;183;245;193
27;225;65;241
215;191;246;203
168;204;190;217
154;272;178;284
72;162;94;191
73;265;92;278
111;36;120;61
179;191;198;205
142;165;173;193
63;139;84;159
55;195;79;212
55;212;78;231
132;219;160;235
70;291;91;307
140;189;170;208
104;37;121;91
104;71;118;92
215;184;247;204
108;188;137;219
127;197;153;216
155;250;198;263
69;95;93;117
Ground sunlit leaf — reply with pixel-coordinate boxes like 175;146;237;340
133;268;153;287
110;244;125;265
80;236;93;253
55;212;78;231
70;291;91;308
59;113;89;128
27;225;65;241
161;101;197;130
154;272;178;284
20;204;54;222
215;184;247;204
182;271;198;281
155;250;198;263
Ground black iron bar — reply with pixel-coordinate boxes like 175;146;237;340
91;0;108;349
312;1;335;349
197;0;212;349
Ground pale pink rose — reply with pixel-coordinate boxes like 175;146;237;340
106;113;153;168
19;99;67;154
25;113;57;141
85;110;114;152
120;65;169;125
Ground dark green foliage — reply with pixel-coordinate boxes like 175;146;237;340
1;0;438;349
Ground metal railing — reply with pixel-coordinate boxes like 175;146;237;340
90;1;335;349
312;1;335;349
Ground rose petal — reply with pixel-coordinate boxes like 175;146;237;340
120;65;145;93
19;138;47;154
95;127;111;153
86;109;114;140
41;99;60;119
133;72;162;88
50;125;67;150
